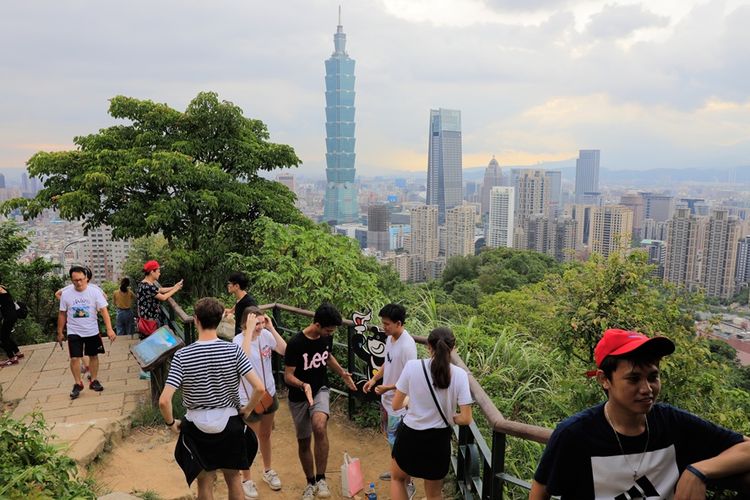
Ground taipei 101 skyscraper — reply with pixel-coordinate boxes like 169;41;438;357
323;8;358;223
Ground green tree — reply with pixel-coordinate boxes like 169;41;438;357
0;221;29;284
3;92;310;297
226;217;389;316
440;247;561;300
0;222;64;343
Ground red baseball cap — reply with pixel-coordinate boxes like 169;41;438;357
143;260;160;273
593;328;675;369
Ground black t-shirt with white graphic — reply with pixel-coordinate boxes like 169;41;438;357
233;293;258;335
284;331;333;402
535;403;744;499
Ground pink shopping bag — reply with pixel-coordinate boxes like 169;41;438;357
341;452;364;498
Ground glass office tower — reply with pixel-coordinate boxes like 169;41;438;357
426;109;462;223
323;11;358;223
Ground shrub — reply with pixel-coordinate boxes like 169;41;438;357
0;412;95;499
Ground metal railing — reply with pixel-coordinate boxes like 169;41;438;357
163;299;550;498
161;299;750;499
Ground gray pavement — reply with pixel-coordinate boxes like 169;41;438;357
1;337;149;465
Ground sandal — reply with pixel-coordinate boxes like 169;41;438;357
1;357;19;367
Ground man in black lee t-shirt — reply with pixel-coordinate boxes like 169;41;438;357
225;272;258;335
530;329;750;500
284;302;357;500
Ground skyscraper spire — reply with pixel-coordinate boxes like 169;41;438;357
323;10;358;224
333;6;347;55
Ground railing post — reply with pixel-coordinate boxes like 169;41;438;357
347;324;355;421
272;306;283;388
486;431;506;500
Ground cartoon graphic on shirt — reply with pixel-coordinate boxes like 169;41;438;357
71;305;91;318
351;309;387;400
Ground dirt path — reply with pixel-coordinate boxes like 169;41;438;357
91;399;424;499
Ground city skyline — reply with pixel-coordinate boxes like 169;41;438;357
2;1;750;176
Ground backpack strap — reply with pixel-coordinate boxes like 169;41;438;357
421;359;452;429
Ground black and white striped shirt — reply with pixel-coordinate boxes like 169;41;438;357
165;339;253;410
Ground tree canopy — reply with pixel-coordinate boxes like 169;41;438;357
439;247;562;306
226;217;402;317
3;92;310;296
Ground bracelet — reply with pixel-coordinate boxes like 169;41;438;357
165;419;175;427
685;464;707;483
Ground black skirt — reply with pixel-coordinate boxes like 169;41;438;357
174;415;258;485
392;423;452;480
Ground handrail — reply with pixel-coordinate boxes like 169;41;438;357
160;299;748;498
166;300;357;327
412;334;552;444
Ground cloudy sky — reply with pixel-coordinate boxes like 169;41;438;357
2;0;749;178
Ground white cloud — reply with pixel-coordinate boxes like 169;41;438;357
585;3;669;39
1;0;750;175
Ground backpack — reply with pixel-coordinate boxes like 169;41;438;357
14;301;28;320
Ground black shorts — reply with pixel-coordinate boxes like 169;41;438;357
392;423;452;480
67;334;105;358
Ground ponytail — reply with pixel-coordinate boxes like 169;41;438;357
428;327;456;389
119;277;130;293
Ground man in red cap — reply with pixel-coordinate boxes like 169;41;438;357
530;328;750;499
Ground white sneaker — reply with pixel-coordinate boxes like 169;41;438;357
302;483;315;500
242;479;259;499
315;478;331;498
262;469;282;490
407;481;417;500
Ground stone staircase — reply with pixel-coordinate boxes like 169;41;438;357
1;338;149;465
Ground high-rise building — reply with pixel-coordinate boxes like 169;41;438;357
277;173;295;193
409;205;439;282
702;209;741;299
382;252;411;282
82;226;132;283
590;205;633;257
678;198;706;215
515;169;550;220
565;203;595;249
323;10;358;223
574;150;600;204
480;156;503;217
367;203;390;253
564;203;594;250
643;218;669;241
736;235;750;288
446;205;475;259
640;239;667;279
487;187;515;248
663;207;705;291
620;192;645;238
426;108;462;223
642;193;674;222
464;181;478;202
550;217;578;262
20;172;29;193
545;170;562;217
